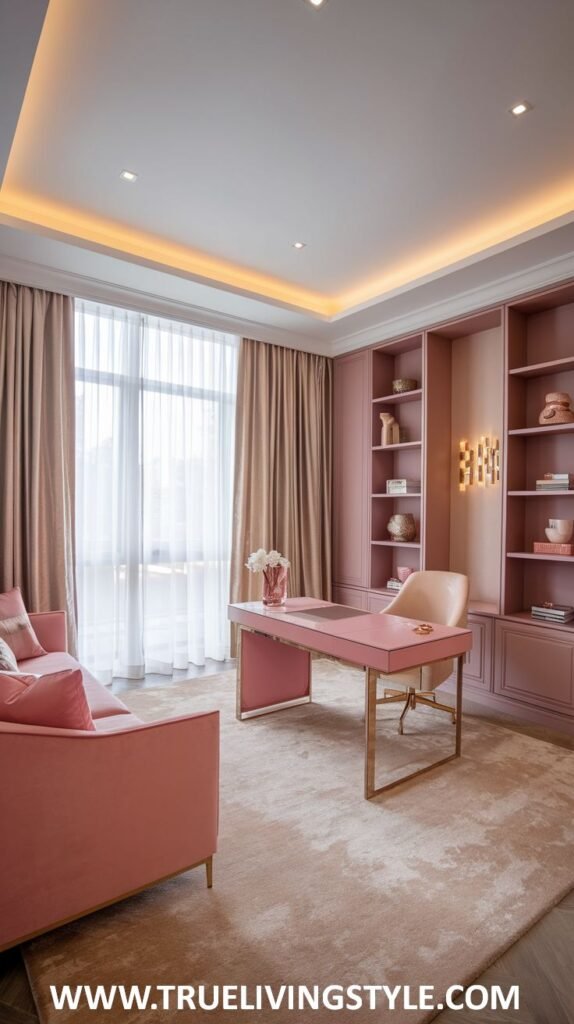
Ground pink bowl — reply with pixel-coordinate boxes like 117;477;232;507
396;566;413;583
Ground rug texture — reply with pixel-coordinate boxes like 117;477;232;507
24;662;574;1024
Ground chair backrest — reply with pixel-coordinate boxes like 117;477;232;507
381;570;469;628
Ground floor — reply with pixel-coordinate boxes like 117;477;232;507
1;661;573;1024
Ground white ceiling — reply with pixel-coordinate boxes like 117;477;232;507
0;0;573;350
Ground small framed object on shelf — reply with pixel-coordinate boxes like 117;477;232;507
386;478;420;495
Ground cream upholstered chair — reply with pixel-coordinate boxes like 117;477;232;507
378;570;469;733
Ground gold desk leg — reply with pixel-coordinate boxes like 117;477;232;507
455;653;463;756
364;654;465;800
364;667;377;799
235;626;243;721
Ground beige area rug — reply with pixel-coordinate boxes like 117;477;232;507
25;662;574;1024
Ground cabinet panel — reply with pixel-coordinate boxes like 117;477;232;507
494;619;574;715
443;613;493;692
332;586;368;610
333;351;370;588
462;615;493;690
368;592;393;613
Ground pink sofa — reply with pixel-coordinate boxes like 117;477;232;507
0;612;219;952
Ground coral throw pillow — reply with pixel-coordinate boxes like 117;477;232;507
0;669;95;731
0;638;18;671
0;587;45;660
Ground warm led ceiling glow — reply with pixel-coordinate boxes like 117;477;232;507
306;0;328;8
510;101;532;116
120;169;138;182
292;241;307;249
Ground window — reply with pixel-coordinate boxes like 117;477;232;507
75;299;238;681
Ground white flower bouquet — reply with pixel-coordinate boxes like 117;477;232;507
245;548;290;573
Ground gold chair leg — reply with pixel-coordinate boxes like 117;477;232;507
398;688;416;735
416;694;456;724
376;692;407;706
205;856;213;889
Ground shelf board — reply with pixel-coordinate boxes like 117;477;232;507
508;423;574;438
503;611;574;633
507;551;574;563
371;540;421;548
468;600;499;616
371;492;421;498
372;441;422;451
509;356;574;379
508;490;574;497
372;388;422;406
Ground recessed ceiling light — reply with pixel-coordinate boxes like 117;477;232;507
305;0;328;8
510;101;532;116
292;241;307;249
120;169;138;182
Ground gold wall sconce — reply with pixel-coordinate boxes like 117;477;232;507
459;437;500;491
459;441;474;491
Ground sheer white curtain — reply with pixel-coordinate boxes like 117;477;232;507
75;299;238;682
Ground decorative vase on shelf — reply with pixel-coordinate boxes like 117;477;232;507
539;392;574;425
387;513;417;542
545;518;574;543
262;564;289;606
245;548;290;607
380;411;400;446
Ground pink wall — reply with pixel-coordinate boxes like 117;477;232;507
449;328;503;608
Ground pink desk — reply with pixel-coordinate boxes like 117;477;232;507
228;598;473;799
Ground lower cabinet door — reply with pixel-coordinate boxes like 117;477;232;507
441;613;493;692
332;586;368;610
494;619;574;716
461;614;493;691
367;592;393;613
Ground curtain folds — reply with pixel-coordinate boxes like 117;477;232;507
0;281;77;652
75;300;238;681
230;338;332;608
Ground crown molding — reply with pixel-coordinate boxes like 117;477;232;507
330;250;574;355
2;246;574;361
0;252;330;355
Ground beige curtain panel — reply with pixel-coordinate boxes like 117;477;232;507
0;282;77;653
230;337;332;608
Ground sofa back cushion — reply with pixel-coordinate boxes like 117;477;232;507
0;638;18;671
0;588;45;660
0;669;95;731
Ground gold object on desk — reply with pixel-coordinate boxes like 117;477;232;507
413;623;434;635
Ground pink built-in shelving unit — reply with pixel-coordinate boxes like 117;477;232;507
333;279;574;733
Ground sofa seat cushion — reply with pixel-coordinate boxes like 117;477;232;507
17;653;131;720
94;713;143;732
0;669;95;731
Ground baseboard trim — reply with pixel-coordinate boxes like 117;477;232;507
439;679;574;737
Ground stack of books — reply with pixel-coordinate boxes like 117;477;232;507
386;578;402;591
535;473;574;491
386;478;420;495
531;603;574;624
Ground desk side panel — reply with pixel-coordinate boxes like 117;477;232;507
240;631;311;713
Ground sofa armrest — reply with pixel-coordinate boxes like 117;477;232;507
0;710;219;949
28;611;68;653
